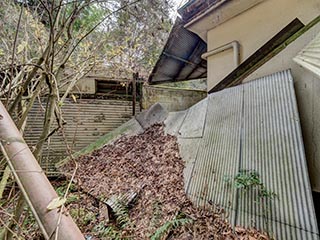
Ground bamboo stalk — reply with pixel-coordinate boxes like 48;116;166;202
0;101;84;240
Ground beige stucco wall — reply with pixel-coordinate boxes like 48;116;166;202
205;0;320;91
242;21;320;192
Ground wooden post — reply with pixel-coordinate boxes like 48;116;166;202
132;72;138;116
0;101;84;240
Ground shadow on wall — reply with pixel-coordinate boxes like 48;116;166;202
142;79;207;112
313;191;320;230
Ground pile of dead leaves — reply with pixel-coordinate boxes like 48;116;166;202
63;124;270;240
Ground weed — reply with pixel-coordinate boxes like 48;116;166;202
93;222;120;239
150;213;192;240
55;182;79;205
224;169;278;237
93;197;132;239
66;193;80;204
224;170;277;198
112;199;130;229
70;208;96;226
149;200;162;233
56;182;77;197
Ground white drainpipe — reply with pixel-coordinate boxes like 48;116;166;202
201;41;240;67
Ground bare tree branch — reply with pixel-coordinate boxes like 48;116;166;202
7;3;23;108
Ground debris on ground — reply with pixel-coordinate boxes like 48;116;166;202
62;124;270;239
0;124;270;239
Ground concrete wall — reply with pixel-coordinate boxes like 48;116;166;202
71;77;96;94
60;77;96;94
205;0;320;90
242;22;320;192
142;85;207;112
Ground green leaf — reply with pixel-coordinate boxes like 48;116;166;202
17;41;27;54
46;197;66;210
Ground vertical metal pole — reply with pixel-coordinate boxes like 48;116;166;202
132;72;137;116
0;101;84;240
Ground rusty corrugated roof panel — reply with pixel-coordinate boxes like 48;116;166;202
148;18;207;84
171;70;319;238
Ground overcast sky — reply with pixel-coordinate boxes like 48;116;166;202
172;0;188;9
170;0;188;19
170;0;188;20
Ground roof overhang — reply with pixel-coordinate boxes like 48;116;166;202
148;18;207;84
180;0;264;41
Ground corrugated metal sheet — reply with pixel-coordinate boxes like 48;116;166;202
24;99;140;173
148;18;207;84
237;71;318;239
294;32;320;77
186;85;242;211
169;70;319;238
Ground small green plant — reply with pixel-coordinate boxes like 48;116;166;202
150;213;192;240
104;226;122;239
66;193;80;204
55;182;79;204
148;200;162;233
56;182;77;196
224;169;278;237
93;198;132;239
224;170;277;199
234;170;261;189
93;223;122;240
112;199;131;229
70;208;96;226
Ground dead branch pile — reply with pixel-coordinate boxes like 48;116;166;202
63;124;270;239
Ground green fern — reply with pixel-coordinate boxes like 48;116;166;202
93;223;122;239
91;198;131;239
151;215;192;240
149;200;162;230
113;200;130;228
104;226;122;240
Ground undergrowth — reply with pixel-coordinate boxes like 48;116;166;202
150;213;193;240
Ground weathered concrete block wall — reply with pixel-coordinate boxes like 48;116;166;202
142;85;207;112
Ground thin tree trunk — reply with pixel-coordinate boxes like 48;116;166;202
0;165;10;199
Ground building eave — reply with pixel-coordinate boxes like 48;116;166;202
180;0;265;42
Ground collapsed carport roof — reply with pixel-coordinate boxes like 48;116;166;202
148;18;207;84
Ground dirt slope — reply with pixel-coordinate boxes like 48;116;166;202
64;124;269;239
